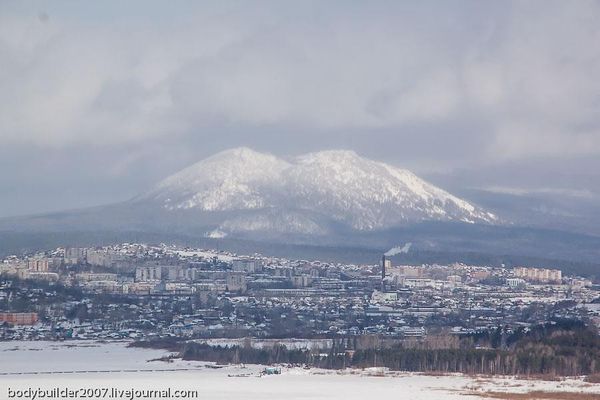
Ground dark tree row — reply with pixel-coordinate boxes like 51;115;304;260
178;321;600;377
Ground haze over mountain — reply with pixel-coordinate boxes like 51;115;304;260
2;2;600;276
3;2;600;221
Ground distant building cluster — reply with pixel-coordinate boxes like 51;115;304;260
0;242;598;342
514;267;562;283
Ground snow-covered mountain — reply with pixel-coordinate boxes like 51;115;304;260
139;147;497;237
8;147;600;267
145;148;290;212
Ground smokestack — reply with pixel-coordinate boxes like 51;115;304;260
381;254;386;280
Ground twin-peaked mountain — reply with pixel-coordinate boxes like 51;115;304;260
4;147;600;269
137;147;497;238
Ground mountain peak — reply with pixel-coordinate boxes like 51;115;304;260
140;148;497;231
145;147;289;211
210;147;271;160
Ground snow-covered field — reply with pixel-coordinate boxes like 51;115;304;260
1;341;599;400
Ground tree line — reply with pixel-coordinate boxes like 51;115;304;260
178;320;600;377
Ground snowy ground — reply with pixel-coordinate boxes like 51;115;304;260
1;341;599;399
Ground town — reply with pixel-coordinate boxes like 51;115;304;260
1;243;599;342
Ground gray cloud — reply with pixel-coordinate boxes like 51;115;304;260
1;1;600;216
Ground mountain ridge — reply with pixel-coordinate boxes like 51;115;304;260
140;147;497;237
3;148;600;270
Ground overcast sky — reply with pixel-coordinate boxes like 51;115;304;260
1;1;600;217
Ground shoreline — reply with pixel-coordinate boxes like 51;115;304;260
1;339;596;383
1;340;600;400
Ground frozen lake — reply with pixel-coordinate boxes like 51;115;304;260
1;341;598;399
